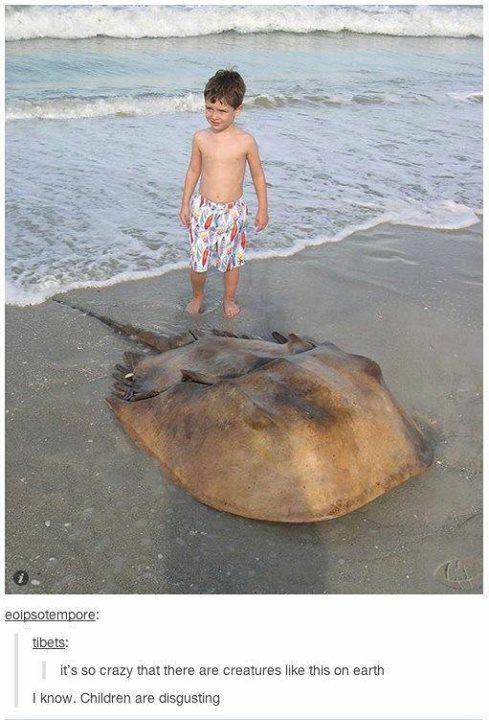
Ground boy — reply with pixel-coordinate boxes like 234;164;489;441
179;69;268;317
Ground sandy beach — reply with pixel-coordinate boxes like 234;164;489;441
5;220;482;594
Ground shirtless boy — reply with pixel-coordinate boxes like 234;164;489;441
179;69;268;317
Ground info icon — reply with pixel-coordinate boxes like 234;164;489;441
13;570;29;586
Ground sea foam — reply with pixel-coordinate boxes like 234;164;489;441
6;203;482;307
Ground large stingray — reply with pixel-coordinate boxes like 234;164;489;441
94;313;433;523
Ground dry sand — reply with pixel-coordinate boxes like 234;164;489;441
5;221;482;593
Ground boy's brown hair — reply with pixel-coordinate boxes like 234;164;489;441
204;69;246;109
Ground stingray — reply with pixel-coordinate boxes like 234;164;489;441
95;313;432;522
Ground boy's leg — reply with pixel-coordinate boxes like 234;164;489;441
223;267;240;317
186;269;206;314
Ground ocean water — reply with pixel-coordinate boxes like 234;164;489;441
5;5;483;306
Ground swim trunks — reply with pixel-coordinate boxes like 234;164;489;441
189;194;248;273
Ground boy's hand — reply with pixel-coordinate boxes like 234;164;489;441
255;208;268;232
179;205;191;227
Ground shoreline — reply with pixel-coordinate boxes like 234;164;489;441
5;221;482;594
6;214;483;309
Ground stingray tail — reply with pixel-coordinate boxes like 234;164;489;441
53;299;197;351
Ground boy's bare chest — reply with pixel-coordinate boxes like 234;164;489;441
201;139;246;166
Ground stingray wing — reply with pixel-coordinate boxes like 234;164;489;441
107;344;432;523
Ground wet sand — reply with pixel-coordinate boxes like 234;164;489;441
5;221;482;593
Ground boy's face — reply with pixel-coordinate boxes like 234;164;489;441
205;97;242;132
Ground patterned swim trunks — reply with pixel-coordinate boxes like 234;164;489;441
189;194;248;273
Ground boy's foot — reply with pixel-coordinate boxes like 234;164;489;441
185;296;204;314
223;299;240;317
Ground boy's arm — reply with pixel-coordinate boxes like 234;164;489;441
246;136;269;231
179;133;202;227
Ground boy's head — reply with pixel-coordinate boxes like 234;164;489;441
204;69;246;131
204;69;246;109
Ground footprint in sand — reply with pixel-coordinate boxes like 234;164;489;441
435;557;482;591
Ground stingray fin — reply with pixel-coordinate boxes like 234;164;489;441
272;331;288;344
287;333;316;354
168;330;199;349
123;351;145;369
212;328;236;337
112;370;134;386
120;328;196;352
212;329;261;341
349;354;383;380
180;369;219;385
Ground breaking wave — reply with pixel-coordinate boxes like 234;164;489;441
6;90;483;121
6;5;483;42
